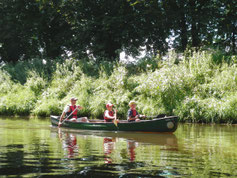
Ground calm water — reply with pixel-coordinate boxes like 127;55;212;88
0;117;236;177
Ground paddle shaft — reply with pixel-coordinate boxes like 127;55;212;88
114;110;117;120
113;109;118;127
145;114;166;119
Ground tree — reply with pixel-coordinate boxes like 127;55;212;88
0;0;40;62
0;0;74;62
0;0;235;63
70;0;150;60
36;0;74;58
214;0;237;54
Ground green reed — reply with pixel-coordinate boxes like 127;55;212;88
0;50;236;123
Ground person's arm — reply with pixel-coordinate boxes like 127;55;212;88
138;114;146;118
58;106;69;127
58;112;65;127
138;111;146;118
104;110;115;120
59;112;66;122
77;105;83;110
128;116;136;121
134;110;145;119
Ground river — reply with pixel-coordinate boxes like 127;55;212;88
0;117;236;177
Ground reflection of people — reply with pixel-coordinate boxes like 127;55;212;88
127;101;145;122
58;97;87;127
58;129;79;158
104;103;118;122
127;140;137;162
103;137;115;164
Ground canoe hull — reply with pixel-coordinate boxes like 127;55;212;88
50;115;178;133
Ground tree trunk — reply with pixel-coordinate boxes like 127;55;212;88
180;11;187;51
104;34;121;60
189;0;200;48
232;30;236;54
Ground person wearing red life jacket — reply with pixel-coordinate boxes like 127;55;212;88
127;101;146;122
104;103;118;122
58;97;83;127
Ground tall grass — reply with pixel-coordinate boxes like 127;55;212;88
0;50;236;123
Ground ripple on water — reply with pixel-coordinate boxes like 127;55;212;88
1;118;237;177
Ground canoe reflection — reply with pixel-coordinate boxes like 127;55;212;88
53;128;178;160
96;131;178;147
53;127;178;146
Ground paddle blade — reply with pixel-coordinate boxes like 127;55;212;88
113;119;118;127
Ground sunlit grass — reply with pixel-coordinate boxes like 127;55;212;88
0;50;236;123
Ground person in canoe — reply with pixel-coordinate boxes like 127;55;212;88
127;101;146;122
104;103;118;123
58;97;87;127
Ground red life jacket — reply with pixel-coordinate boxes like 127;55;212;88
66;105;78;119
104;110;114;122
132;109;137;117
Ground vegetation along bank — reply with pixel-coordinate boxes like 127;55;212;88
0;50;237;124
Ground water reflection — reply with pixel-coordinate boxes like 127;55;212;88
55;128;178;146
53;127;179;164
127;140;137;162
0;117;237;177
103;137;115;164
58;129;79;158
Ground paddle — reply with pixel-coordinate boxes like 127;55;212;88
113;109;118;127
59;106;78;126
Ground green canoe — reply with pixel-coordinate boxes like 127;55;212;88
50;115;178;133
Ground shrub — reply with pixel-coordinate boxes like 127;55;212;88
0;50;237;123
0;69;14;96
32;97;62;117
0;86;36;115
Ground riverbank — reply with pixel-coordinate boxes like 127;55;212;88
0;50;237;123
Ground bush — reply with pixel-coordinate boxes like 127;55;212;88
25;71;46;96
0;86;36;115
0;69;14;96
0;50;237;123
33;97;62;117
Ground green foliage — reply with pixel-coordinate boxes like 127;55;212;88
0;50;237;123
65;75;94;117
1;0;235;63
0;86;36;116
33;98;62;117
2;58;60;84
25;71;46;96
0;69;14;96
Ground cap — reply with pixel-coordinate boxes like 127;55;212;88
129;100;136;106
106;103;114;107
70;97;78;101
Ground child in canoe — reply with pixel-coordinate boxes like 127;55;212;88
127;101;146;122
104;103;118;123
